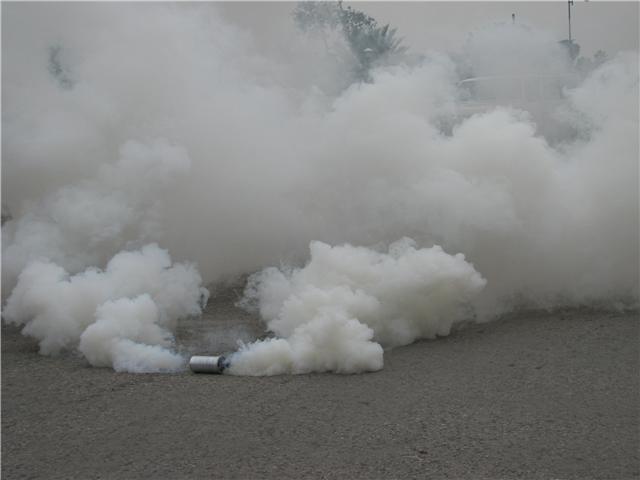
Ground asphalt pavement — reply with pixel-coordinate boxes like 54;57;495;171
2;293;638;480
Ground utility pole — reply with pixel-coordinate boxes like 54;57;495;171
568;0;574;42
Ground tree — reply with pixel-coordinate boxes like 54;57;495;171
559;39;580;62
575;49;609;77
292;1;340;48
48;45;74;90
292;1;407;83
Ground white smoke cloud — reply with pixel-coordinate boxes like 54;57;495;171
460;21;574;78
2;3;637;374
79;295;184;373
3;244;207;372
2;138;192;293
228;239;486;375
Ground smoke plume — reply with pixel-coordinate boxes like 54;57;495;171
228;239;485;375
3;244;207;372
2;3;637;374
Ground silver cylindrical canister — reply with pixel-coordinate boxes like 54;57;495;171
189;355;230;374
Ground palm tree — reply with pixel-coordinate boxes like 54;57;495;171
293;1;408;83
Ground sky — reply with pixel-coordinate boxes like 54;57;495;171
217;1;639;58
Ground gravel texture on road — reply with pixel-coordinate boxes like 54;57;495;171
2;290;638;480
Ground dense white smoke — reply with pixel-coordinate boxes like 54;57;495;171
3;244;207;372
228;239;485;375
80;295;184;373
459;22;574;77
2;138;192;291
2;3;638;374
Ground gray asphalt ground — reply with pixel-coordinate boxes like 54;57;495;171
2;288;638;480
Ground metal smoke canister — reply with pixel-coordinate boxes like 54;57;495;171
189;355;230;374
